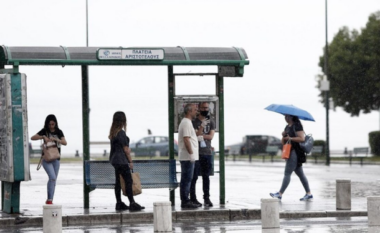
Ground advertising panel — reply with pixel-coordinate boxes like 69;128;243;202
0;74;13;182
174;95;219;133
0;73;30;182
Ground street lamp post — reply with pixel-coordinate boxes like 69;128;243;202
86;0;89;47
324;0;330;165
83;0;90;208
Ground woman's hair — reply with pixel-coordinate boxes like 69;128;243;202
44;114;59;132
290;115;303;127
109;111;127;139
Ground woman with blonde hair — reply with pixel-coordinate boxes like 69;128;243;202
109;111;144;211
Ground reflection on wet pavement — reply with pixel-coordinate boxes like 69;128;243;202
1;160;380;232
1;217;378;232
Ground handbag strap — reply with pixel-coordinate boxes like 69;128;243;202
292;124;297;136
44;131;58;147
44;131;49;146
292;124;312;141
36;155;43;170
291;125;300;147
292;124;307;137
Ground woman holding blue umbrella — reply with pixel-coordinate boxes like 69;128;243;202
269;114;313;201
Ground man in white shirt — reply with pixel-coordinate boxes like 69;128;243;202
178;103;199;209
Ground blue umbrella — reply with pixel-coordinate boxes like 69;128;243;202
264;104;315;122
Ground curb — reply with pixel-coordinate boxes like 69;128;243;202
0;209;368;228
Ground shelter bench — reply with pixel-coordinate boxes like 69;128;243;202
311;146;324;164
262;146;279;162
347;147;369;166
30;148;42;156
84;159;179;190
29;144;42;158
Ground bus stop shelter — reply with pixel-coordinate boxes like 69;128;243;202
0;46;249;212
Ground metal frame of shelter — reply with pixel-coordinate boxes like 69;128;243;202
0;46;249;210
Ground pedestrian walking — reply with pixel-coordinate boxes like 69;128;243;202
108;111;144;211
31;114;67;205
178;103;199;209
190;102;215;207
270;114;313;201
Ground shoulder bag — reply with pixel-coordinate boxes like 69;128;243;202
300;135;314;154
120;169;142;196
293;125;314;153
131;170;142;196
43;136;60;162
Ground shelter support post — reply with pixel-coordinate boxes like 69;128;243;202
324;0;330;166
1;182;3;210
216;75;225;205
82;65;90;208
168;66;175;205
325;91;330;165
2;181;20;213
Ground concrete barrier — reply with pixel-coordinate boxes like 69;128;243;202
336;179;351;210
368;226;380;233
261;198;279;229
367;196;380;226
262;229;281;233
43;205;62;233
154;201;172;232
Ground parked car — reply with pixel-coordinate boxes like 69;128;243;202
226;135;283;155
129;136;178;157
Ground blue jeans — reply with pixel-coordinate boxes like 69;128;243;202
190;154;212;200
180;161;195;203
42;159;60;200
279;150;310;194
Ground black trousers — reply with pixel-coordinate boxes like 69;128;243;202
190;154;212;200
113;164;134;204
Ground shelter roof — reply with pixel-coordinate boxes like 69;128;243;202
0;46;248;67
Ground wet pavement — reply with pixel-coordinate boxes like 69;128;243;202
2;217;380;232
1;159;380;232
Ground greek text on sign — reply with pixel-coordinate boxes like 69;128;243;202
122;49;164;60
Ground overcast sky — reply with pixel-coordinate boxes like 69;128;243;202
1;0;379;155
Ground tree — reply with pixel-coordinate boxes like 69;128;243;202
317;11;380;116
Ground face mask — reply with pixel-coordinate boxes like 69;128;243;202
200;111;209;116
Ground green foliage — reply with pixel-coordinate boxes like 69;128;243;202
318;12;380;116
369;131;380;156
314;140;325;146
